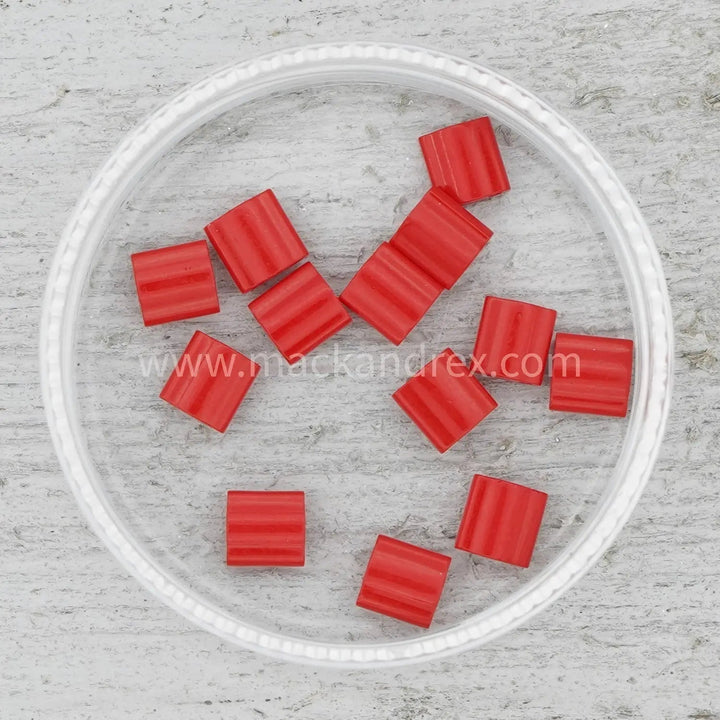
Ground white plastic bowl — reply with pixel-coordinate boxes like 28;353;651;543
40;42;672;667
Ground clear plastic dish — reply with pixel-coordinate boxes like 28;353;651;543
39;42;673;667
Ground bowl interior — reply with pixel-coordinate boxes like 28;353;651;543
74;82;632;643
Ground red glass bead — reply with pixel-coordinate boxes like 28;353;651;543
226;491;305;566
472;296;557;385
550;333;634;417
392;348;498;453
131;239;219;326
419;117;511;204
455;474;548;568
340;243;443;345
159;331;260;433
249;262;352;364
204;189;308;293
389;188;493;289
356;535;451;627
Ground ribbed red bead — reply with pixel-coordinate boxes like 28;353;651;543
419;117;510;204
472;296;557;385
160;331;260;433
204;189;308;293
340;243;443;345
356;535;451;627
389;188;493;289
249;262;352;364
226;491;305;566
131;240;219;326
550;333;634;417
393;348;498;453
455;475;547;567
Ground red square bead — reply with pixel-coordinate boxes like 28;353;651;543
550;333;634;417
393;348;497;453
249;262;351;364
472;296;557;385
160;331;260;433
340;243;443;345
455;474;548;567
419;117;511;204
389;188;493;289
204;189;308;293
131;239;219;326
356;535;451;628
226;491;305;566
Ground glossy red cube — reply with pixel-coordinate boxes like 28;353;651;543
226;491;305;566
393;348;497;453
340;243;443;345
419;117;511;204
550;333;634;417
131;239;219;326
249;262;351;364
204;189;308;293
455;474;547;567
389;188;493;289
160;331;260;433
356;535;451;627
472;296;557;385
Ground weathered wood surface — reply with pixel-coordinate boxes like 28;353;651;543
1;1;718;718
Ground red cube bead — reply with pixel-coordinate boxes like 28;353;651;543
389;188;493;289
340;243;443;345
204;189;308;292
393;348;497;453
472;296;557;385
160;331;260;433
419;117;511;204
356;535;451;627
131;239;219;326
550;333;634;417
249;262;351;364
455;474;548;567
226;491;305;566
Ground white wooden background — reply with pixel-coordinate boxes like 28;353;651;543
1;1;718;718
